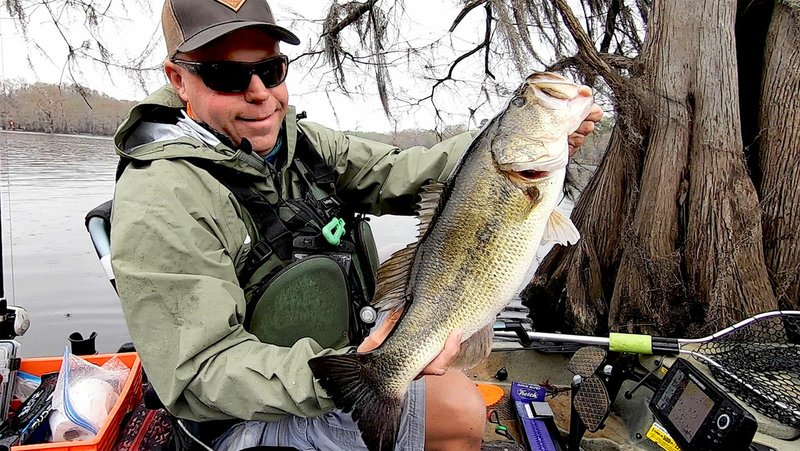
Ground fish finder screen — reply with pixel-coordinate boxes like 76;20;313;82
667;378;715;441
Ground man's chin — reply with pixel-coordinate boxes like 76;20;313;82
248;138;278;155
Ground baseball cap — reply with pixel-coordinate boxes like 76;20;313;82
162;0;301;58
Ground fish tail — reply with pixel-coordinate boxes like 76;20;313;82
308;352;402;451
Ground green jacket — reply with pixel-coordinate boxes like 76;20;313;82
110;85;472;423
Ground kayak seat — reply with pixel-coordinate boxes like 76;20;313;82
85;200;116;292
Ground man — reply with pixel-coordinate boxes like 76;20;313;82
111;0;602;450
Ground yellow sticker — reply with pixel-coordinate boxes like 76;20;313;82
646;422;681;451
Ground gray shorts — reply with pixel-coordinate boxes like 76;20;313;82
212;377;425;450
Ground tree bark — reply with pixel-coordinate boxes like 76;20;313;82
525;120;643;334
759;3;800;310
608;0;696;333
681;1;777;332
524;0;779;335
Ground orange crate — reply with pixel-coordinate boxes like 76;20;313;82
12;352;143;451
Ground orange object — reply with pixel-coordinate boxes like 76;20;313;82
13;352;143;451
477;383;505;407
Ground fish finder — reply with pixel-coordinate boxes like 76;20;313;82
649;358;757;451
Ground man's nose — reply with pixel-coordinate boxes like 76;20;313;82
244;74;270;102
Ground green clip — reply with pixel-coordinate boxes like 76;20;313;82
323;218;346;246
495;425;508;432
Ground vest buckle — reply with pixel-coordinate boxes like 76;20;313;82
248;241;274;266
323;217;346;246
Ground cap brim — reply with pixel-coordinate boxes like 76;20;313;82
177;21;300;54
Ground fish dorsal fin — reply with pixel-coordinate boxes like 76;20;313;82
416;181;446;239
542;209;581;245
373;182;447;311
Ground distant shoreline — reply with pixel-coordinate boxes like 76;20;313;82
0;129;112;141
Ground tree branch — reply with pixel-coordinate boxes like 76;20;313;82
450;0;488;32
413;2;495;121
483;2;494;80
322;0;380;36
548;52;636;75
551;0;627;93
600;0;621;53
547;56;579;72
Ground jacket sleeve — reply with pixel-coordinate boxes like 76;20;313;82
111;158;346;422
299;122;474;215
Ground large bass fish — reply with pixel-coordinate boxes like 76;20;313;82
309;72;593;450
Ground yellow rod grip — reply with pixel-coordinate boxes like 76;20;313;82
609;333;653;354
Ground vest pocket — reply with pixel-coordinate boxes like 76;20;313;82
247;255;350;350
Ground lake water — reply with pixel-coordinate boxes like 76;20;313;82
0;131;575;357
0;131;421;357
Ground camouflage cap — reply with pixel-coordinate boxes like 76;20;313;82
162;0;300;58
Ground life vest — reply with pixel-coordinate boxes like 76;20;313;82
184;123;380;349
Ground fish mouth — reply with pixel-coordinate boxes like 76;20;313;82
516;169;551;181
528;73;583;100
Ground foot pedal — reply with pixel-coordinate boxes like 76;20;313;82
573;375;611;432
567;346;607;377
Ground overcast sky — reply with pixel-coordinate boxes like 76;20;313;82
0;1;549;132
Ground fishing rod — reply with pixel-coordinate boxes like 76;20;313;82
1;190;4;303
495;310;800;429
0;149;29;340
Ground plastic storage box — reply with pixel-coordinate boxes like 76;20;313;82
12;352;143;451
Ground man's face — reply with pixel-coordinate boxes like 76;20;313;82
165;28;289;155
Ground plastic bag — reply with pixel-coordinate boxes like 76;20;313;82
48;348;130;442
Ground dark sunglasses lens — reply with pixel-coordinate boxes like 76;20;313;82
200;63;251;93
199;57;288;93
256;57;288;88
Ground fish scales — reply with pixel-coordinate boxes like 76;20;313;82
309;72;593;451
380;129;566;389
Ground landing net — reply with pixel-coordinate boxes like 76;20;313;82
697;313;800;428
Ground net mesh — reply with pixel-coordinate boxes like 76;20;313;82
697;313;800;428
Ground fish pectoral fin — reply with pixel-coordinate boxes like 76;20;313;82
542;209;581;245
451;323;494;369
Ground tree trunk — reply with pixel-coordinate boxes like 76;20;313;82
607;0;697;333
759;3;800;310
680;1;776;331
525;118;643;334
524;0;778;335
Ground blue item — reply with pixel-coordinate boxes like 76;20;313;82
511;381;547;403
514;401;558;451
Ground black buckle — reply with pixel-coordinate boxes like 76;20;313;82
247;242;273;266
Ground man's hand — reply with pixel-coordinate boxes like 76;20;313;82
568;103;604;156
357;307;463;377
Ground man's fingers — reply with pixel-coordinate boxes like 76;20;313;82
568;134;586;156
576;119;596;136
585;104;604;122
419;330;463;377
569;103;602;156
357;307;405;353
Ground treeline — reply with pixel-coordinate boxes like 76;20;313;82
1;82;137;136
0;82;611;164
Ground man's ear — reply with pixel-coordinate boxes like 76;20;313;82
164;61;190;102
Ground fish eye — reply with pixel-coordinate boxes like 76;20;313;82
511;97;526;107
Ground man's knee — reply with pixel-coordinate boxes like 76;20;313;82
424;370;485;450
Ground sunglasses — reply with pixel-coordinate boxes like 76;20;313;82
172;54;289;93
